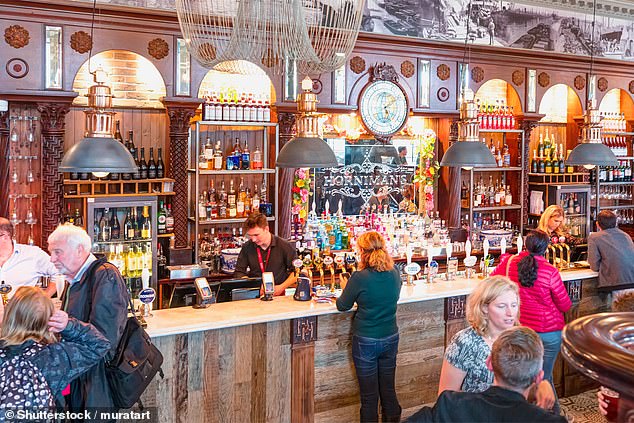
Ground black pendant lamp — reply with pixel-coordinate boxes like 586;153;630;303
566;0;617;169
59;0;136;177
276;77;337;168
439;0;496;169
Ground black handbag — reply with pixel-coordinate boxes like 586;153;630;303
105;296;164;410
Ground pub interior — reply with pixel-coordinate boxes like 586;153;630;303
1;0;633;421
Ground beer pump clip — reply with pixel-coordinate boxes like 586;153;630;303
500;237;507;256
322;256;336;290
293;258;303;278
516;234;523;254
480;239;492;279
464;240;477;279
138;267;156;320
446;243;458;280
403;245;419;286
425;247;439;283
0;281;12;306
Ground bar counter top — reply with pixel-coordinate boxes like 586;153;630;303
145;267;597;338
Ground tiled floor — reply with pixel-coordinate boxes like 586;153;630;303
561;389;607;423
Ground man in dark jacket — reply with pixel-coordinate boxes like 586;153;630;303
404;327;566;423
588;210;634;305
48;223;129;412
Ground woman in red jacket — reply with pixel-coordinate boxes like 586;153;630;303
492;230;572;413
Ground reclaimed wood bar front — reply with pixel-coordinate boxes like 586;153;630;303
141;269;606;423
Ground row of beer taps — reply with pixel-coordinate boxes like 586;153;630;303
294;251;358;291
545;242;572;270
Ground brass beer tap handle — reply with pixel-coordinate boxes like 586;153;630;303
554;244;564;269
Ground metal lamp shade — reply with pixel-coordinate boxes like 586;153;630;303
276;135;338;168
440;141;497;167
59;136;137;173
566;142;618;167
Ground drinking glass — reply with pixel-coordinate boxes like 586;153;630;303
26;157;35;183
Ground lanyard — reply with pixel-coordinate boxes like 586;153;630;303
256;247;272;274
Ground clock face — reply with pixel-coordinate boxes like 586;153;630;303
359;80;409;137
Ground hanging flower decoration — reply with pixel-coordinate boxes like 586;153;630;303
412;128;440;213
292;168;311;222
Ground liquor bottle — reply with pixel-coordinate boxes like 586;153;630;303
141;206;151;239
228;179;237;218
165;204;174;233
537;133;544;158
124;210;134;240
139;147;148;179
131;149;141;180
93;214;101;244
111;208;121;240
74;209;83;227
252;184;261;212
203;96;213;121
263;99;271;122
543;130;552;160
538;152;546;174
157;200;167;234
232;138;242;169
251;145;263;170
126;245;138;279
256;98;265;122
114;245;126;277
218;181;228;218
244;187;252;216
505;185;512;205
260;180;268;203
209;181;218;219
531;149;538;173
241;140;251;170
148;147;157;179
199;192;208;221
502;143;511;167
213;93;222;122
236;93;245;122
213;141;223;170
496;148;503;167
134;207;142;239
552;150;559;174
566;150;574;173
199;146;209;170
237;177;246;217
128;131;138;179
489;138;496;156
205;138;215;164
156;147;165;178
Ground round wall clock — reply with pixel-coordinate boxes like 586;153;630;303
359;80;409;140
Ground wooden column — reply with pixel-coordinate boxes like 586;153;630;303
291;316;317;423
37;100;74;247
444;295;467;347
446;119;461;229
161;98;202;248
0;109;8;218
519;118;539;227
277;112;296;239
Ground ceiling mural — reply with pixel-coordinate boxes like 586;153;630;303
71;0;634;61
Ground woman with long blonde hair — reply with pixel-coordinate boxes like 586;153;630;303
437;276;556;411
538;205;567;238
0;287;110;409
337;231;402;423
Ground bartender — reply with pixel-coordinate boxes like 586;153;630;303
537;205;567;241
234;212;297;296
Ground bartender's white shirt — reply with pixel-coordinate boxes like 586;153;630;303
0;241;58;296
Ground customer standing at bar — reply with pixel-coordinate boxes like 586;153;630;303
588;210;634;306
0;217;58;297
438;276;556;410
492;230;572;413
537;205;567;240
48;223;128;412
336;231;402;423
234;212;297;296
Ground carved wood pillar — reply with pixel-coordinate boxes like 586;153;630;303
444;295;467;347
37;101;72;247
278;112;296;239
162;98;202;248
520;119;538;228
291;316;317;423
0;110;9;218
446;120;461;229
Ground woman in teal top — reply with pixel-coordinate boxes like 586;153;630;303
336;231;402;423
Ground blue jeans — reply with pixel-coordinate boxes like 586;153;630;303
539;330;562;414
351;333;401;423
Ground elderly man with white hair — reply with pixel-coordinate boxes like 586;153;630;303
48;223;129;413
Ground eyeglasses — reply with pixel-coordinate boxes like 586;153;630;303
0;233;11;239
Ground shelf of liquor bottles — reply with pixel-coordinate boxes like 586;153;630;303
187;169;276;175
199;120;277;128
463;204;522;212
480;129;524;134
63;178;176;198
472;167;522;172
189;216;276;225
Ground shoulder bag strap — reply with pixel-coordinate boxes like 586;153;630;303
505;254;518;277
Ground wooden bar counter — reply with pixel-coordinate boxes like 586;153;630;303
140;269;605;423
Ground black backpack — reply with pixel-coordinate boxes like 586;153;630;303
83;259;164;410
0;343;55;412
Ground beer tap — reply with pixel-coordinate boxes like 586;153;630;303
561;242;571;268
313;254;325;286
302;254;313;280
553;243;564;269
547;244;557;266
345;253;357;273
0;281;12;306
323;256;336;291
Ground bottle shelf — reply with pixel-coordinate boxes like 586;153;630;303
64;178;175;198
471;166;522;172
528;173;588;185
462;204;522;211
479;129;524;134
199;120;277;127
591;204;634;210
602;131;634;136
189;216;276;224
188;168;276;175
592;180;633;186
94;238;152;245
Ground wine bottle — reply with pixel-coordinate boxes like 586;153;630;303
139;147;148;180
157;200;167;234
124;210;134;240
156;147;165;178
148;147;157;179
111;208;121;240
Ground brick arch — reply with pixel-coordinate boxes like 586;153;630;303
71;49;167;109
197;60;278;105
